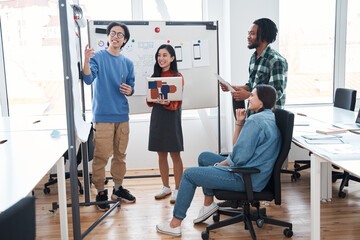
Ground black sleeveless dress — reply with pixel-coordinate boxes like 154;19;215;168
148;103;183;152
148;71;184;152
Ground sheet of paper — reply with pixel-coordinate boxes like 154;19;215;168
192;40;210;67
214;73;235;92
302;134;341;140
172;41;192;70
305;138;344;144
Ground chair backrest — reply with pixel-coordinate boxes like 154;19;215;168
269;109;294;205
0;196;36;240
334;88;357;111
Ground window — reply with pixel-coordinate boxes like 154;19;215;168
79;0;132;21
143;0;202;21
345;0;360;96
0;0;65;115
279;0;336;104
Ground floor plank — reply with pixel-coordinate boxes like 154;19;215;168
34;167;360;239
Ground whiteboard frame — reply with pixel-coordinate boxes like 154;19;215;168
87;20;219;114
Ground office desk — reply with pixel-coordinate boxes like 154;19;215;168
288;106;359;200
289;105;358;124
0;115;67;132
293;135;360;240
288;106;360;240
0;123;69;239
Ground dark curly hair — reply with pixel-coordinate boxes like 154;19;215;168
253;18;278;44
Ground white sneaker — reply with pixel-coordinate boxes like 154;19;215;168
156;222;181;237
155;186;172;199
170;190;178;204
193;202;219;224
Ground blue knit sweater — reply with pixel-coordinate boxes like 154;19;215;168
82;50;135;123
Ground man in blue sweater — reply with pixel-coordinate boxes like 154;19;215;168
83;22;136;211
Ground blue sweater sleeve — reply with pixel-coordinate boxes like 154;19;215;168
82;56;99;85
125;58;135;96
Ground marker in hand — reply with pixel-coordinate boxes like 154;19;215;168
119;78;132;96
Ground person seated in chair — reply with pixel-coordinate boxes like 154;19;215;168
156;84;281;237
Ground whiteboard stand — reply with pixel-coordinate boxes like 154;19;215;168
59;2;122;239
59;1;82;238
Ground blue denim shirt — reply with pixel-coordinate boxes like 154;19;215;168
222;109;281;192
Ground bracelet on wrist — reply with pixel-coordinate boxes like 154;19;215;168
235;123;244;127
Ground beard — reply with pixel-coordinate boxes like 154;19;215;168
248;40;260;49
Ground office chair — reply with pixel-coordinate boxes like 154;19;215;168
201;109;294;240
332;88;358;197
333;87;356;111
43;129;94;194
0;196;36;240
283;87;357;182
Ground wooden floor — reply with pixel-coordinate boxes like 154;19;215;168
34;167;360;240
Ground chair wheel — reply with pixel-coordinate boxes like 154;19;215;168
283;228;293;238
213;213;220;222
291;175;296;182
256;218;264;228
44;188;50;194
201;230;209;240
295;172;301;178
338;191;346;198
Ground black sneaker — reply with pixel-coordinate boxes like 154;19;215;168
111;186;136;203
95;189;110;211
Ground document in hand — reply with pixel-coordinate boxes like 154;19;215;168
214;73;235;92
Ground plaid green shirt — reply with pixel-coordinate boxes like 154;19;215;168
246;45;288;110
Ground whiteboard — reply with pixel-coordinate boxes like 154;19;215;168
88;20;219;114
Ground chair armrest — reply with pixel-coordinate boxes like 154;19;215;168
228;167;260;174
227;167;260;201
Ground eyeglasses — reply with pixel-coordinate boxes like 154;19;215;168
110;31;125;39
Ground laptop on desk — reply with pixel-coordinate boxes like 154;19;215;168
336;109;360;130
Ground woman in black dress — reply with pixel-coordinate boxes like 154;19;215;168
146;44;184;204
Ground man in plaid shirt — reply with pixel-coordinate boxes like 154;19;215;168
220;18;288;112
217;18;288;208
